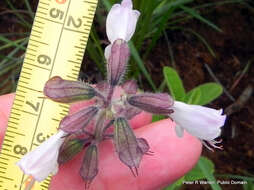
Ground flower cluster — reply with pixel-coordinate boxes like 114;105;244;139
16;0;226;189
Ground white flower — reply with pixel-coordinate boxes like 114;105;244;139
105;0;140;59
171;101;226;149
16;130;66;182
106;0;140;43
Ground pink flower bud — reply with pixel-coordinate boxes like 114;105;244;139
114;117;144;176
107;39;130;86
80;144;99;189
60;106;98;133
122;80;138;94
43;76;96;103
127;93;174;115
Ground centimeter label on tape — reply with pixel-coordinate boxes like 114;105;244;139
0;0;97;189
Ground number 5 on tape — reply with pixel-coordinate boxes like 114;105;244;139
0;0;98;189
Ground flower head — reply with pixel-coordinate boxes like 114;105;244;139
170;101;226;150
16;130;66;182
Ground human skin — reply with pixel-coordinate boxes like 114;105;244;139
0;93;202;190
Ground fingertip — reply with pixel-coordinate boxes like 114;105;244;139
129;111;152;129
69;99;95;114
135;119;202;189
0;93;15;147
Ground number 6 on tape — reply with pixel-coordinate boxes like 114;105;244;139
0;0;98;189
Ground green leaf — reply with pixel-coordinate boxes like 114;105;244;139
186;83;223;105
197;157;222;190
243;181;254;190
163;66;185;101
185;156;215;181
185;88;201;104
163;177;185;190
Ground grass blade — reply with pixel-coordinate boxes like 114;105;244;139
0;39;28;67
129;42;156;91
0;36;27;51
5;0;32;28
143;7;174;59
180;5;222;32
0;38;27;51
24;0;35;19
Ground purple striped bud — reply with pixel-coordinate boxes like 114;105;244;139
58;138;85;164
107;39;130;86
60;106;98;133
137;138;151;155
44;76;96;103
127;93;174;115
80;144;99;189
114;117;143;176
122;80;138;94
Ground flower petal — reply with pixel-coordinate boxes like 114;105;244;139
106;0;140;43
104;44;112;60
121;0;133;8
16;131;66;182
171;101;226;140
175;125;184;138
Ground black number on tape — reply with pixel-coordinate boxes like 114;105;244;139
26;101;40;112
67;16;82;28
13;145;28;155
37;54;51;65
50;8;64;20
36;133;46;143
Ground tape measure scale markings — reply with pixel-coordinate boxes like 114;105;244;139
0;0;98;189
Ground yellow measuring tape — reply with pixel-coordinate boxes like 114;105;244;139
0;0;97;189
